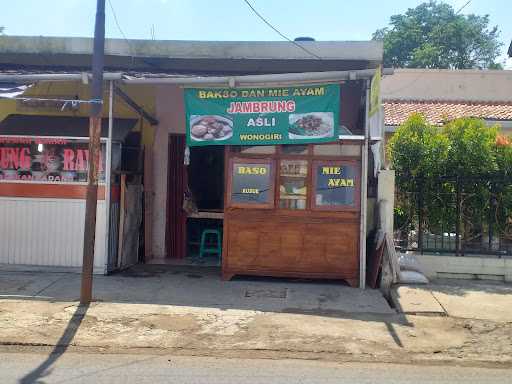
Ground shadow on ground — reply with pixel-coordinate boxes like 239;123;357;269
0;264;414;340
0;265;447;353
1;265;392;311
18;304;89;384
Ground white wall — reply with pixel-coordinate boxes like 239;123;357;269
377;170;395;234
416;254;512;282
0;197;106;273
382;69;512;103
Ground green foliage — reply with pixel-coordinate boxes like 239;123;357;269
443;118;498;178
493;137;512;235
496;140;512;177
443;119;500;232
373;1;502;69
488;62;504;70
389;115;512;242
394;206;411;233
389;114;450;233
388;113;448;188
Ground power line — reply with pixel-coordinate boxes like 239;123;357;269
456;0;472;14
107;0;129;42
241;0;322;60
107;0;136;66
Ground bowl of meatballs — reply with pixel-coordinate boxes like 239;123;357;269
190;115;233;142
288;112;334;139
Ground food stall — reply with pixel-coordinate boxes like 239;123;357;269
0;114;135;273
184;82;368;287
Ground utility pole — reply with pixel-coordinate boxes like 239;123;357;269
80;0;106;304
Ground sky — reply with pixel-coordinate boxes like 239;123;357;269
2;0;511;68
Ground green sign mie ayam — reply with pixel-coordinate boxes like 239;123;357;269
184;84;340;146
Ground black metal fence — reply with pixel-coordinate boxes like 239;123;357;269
394;175;512;257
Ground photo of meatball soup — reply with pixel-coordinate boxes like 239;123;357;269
190;115;233;141
288;112;334;139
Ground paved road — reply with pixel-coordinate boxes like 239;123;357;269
0;351;509;384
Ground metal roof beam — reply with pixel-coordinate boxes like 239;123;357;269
113;84;159;126
0;72;123;83
122;68;394;86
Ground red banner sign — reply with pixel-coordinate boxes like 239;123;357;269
0;136;105;183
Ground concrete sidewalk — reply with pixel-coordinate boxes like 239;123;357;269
0;265;392;314
1;266;512;366
391;279;512;322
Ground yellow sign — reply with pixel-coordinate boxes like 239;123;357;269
327;178;354;187
321;166;354;188
369;65;381;117
241;188;259;194
237;166;267;175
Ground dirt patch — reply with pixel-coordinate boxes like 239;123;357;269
140;314;200;332
244;288;288;299
1;299;511;366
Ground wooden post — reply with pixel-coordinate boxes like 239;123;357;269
80;0;105;304
117;174;127;269
144;142;154;262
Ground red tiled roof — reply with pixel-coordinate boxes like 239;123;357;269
383;100;512;126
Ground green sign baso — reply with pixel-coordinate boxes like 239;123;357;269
184;84;340;146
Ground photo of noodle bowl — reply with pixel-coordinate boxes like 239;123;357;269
190;115;233;142
288;112;334;139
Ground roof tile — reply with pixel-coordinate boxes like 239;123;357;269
383;100;512;126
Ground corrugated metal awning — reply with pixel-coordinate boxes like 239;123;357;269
0;82;32;98
0;114;138;141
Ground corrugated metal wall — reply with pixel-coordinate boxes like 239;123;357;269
0;197;106;271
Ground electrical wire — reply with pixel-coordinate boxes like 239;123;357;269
456;0;472;14
241;0;323;60
107;0;129;43
107;0;136;67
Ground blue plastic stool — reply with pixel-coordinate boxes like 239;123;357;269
199;229;222;260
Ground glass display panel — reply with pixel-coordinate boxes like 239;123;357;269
313;143;360;156
314;163;357;207
279;160;307;209
231;145;276;154
231;161;273;205
281;144;308;155
0;136;105;183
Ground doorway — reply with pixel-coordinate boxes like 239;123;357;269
165;134;225;266
186;146;225;265
166;134;187;260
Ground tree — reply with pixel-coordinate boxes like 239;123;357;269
373;1;502;69
388;114;449;234
442;119;500;237
389;115;512;248
388;113;448;189
443;118;498;178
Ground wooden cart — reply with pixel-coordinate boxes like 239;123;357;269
222;143;362;287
